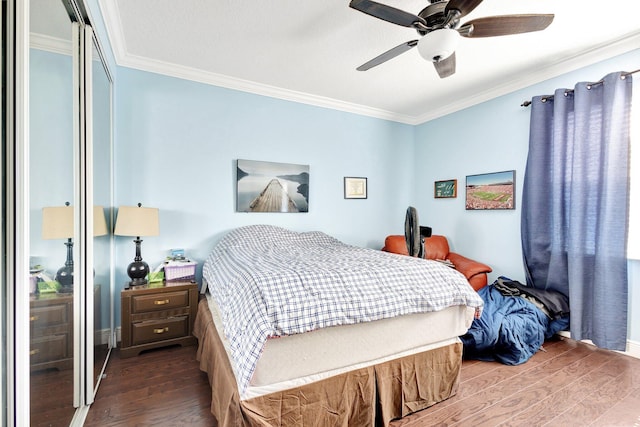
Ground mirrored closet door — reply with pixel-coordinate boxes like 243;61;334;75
90;32;114;398
29;1;78;423
23;0;114;424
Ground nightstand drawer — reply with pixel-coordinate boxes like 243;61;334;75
30;334;69;364
131;316;189;345
131;290;189;313
30;303;70;329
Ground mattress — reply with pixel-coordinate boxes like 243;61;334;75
205;292;475;400
203;225;483;394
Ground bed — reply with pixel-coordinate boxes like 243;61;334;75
194;225;483;426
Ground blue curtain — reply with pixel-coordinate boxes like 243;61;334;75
521;72;632;350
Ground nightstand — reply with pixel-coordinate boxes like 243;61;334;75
30;292;73;371
30;285;101;371
120;281;198;358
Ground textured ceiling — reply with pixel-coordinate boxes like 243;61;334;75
94;1;639;124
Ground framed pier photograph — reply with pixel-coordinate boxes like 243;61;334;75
236;159;309;212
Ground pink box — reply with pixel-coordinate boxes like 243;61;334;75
164;261;196;282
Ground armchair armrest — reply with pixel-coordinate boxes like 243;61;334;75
447;252;492;280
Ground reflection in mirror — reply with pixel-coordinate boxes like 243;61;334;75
92;35;113;393
29;0;77;424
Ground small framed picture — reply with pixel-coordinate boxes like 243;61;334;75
344;177;367;199
434;179;457;198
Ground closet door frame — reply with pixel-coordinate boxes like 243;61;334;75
6;0;31;423
4;0;112;424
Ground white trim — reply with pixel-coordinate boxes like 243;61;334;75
72;20;82;409
69;405;90;427
83;24;97;406
12;0;32;423
414;31;640;124
557;331;640;360
29;33;72;56
626;339;640;360
119;52;418;124
97;0;128;63
91;327;120;346
98;0;640;125
94;326;120;348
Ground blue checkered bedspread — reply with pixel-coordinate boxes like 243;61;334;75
203;224;483;393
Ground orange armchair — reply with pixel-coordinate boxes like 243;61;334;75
382;235;492;291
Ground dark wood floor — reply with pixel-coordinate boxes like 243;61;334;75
30;345;110;427
85;337;640;426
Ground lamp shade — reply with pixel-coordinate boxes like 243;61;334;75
417;28;459;62
43;205;110;239
42;206;74;239
94;206;108;237
114;205;159;237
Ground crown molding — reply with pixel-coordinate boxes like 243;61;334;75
30;33;72;56
119;52;419;125
97;0;640;126
97;0;416;125
98;0;129;62
414;31;640;124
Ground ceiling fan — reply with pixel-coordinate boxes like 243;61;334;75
349;0;554;78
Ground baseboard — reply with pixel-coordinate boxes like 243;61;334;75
557;331;640;360
626;339;640;359
94;327;122;346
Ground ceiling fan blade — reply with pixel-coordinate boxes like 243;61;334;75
356;40;419;71
445;0;484;19
433;52;456;78
349;0;426;28
460;14;554;38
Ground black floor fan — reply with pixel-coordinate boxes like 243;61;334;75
404;206;432;258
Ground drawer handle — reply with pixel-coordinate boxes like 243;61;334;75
154;299;170;305
153;327;169;334
30;315;39;322
30;349;40;356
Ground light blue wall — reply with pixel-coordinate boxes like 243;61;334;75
29;49;74;276
113;68;415;322
414;48;640;343
413;92;530;281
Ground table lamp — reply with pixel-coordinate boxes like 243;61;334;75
42;203;108;293
114;203;159;286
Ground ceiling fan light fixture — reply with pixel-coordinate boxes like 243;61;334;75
417;28;459;62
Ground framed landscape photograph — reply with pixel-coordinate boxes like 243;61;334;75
236;159;309;212
344;177;367;199
465;170;515;210
434;179;457;198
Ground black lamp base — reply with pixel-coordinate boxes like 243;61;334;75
127;237;149;286
56;238;74;293
55;265;74;294
127;259;149;286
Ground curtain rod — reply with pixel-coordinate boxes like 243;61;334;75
520;69;640;107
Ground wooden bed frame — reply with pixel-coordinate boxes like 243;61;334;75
193;298;463;426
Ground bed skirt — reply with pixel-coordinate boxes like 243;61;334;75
194;299;462;427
